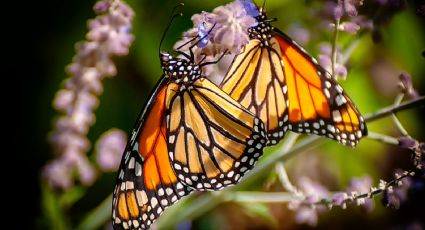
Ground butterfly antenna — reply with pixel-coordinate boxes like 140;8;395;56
199;49;229;67
175;22;217;63
261;0;267;11
158;3;184;55
175;35;199;51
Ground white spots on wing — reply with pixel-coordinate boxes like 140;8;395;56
169;135;175;144
332;110;342;122
336;85;343;93
327;124;336;133
119;170;124;179
356;130;362;138
335;94;347;106
135;162;142;176
227;171;235;178
325;81;331;88
161;199;168;206
324;88;330;99
138;190;148;205
241;156;248;162
151;197;158;208
128;157;135;169
283;85;288;94
158;188;164;196
174;163;182;170
133;220;139;228
185;178;193;185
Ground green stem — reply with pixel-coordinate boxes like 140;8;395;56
224;192;302;203
75;194;112;230
391;93;410;136
364;96;424;122
276;162;301;196
331;18;340;77
367;131;399;145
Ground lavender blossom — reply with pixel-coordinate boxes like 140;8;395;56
288;177;329;226
381;174;412;210
174;0;256;83
326;0;364;19
44;0;134;189
347;176;375;212
398;72;419;99
318;43;348;80
95;129;127;171
332;192;348;208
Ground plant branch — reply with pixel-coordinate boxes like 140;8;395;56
391;93;410;136
367;132;399;145
331;18;340;77
364;96;424;122
276;162;302;196
224;192;302;203
76;194;112;230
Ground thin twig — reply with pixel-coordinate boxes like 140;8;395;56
364;96;424;122
311;170;415;208
224;192;303;203
276;162;302;196
331;18;340;78
391;93;410;136
367;132;399;145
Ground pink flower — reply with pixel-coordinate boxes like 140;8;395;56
173;0;257;83
44;0;134;189
289;177;329;227
347;176;375;212
96;129;127;171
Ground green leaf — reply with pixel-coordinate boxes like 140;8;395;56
41;183;70;230
59;186;86;208
75;194;112;230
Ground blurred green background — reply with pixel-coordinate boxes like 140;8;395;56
27;0;425;229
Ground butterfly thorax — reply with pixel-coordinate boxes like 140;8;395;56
248;13;273;46
160;52;201;90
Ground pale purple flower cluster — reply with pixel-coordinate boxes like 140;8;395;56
347;176;375;212
96;129;127;172
327;0;364;20
398;72;419;100
44;0;134;189
288;176;380;226
288;177;329;226
318;43;347;79
173;0;256;84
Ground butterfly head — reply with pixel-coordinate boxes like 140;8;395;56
160;52;201;86
247;9;273;42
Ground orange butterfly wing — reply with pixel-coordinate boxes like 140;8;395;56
274;30;367;146
165;79;267;191
220;23;366;146
221;39;288;143
112;78;192;230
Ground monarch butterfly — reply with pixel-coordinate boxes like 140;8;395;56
112;22;268;230
220;1;367;146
